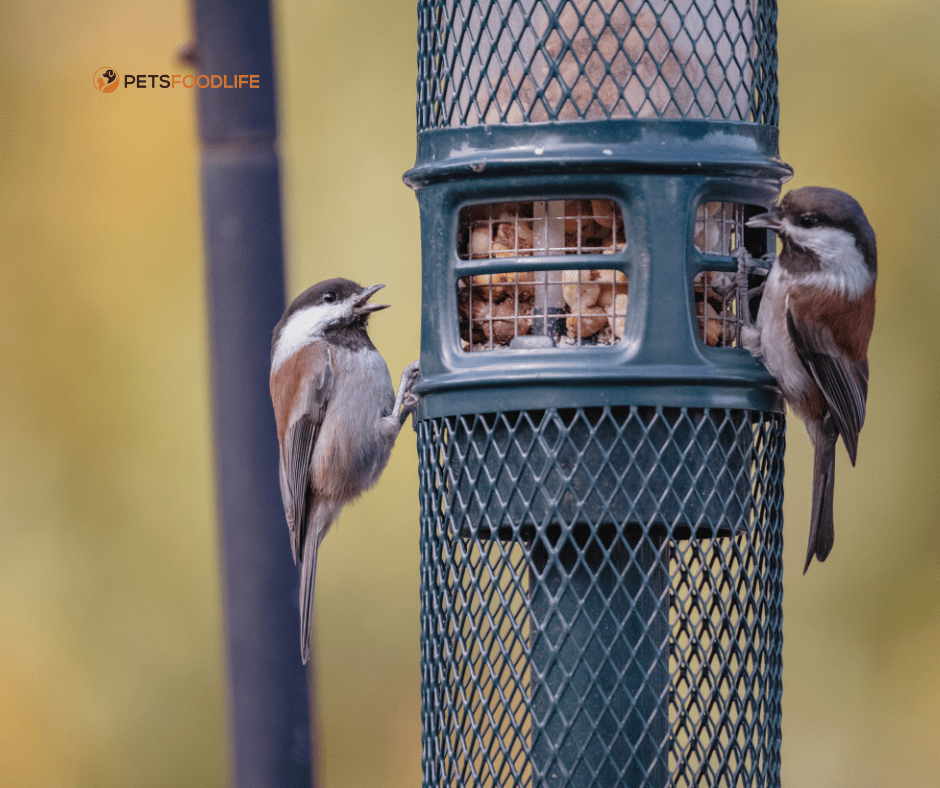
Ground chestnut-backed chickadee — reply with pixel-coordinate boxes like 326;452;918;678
270;278;420;663
738;186;876;572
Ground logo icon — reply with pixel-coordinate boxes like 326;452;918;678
93;67;119;94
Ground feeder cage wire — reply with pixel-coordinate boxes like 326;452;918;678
407;2;790;787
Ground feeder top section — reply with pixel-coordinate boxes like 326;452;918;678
416;0;779;131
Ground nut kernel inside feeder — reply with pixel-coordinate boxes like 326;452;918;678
695;201;744;254
459;200;626;259
458;200;628;351
459;269;628;350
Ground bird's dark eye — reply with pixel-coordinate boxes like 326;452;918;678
799;214;819;228
323;291;337;303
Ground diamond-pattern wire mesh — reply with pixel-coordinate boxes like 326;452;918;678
418;406;784;786
416;0;779;129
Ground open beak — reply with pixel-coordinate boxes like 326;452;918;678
354;283;390;315
745;208;783;232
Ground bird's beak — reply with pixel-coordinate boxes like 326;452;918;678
745;208;783;232
354;284;390;315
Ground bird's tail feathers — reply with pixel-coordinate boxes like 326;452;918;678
299;530;321;665
805;417;838;573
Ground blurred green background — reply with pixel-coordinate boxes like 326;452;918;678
1;0;938;786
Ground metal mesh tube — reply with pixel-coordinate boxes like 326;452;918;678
417;0;779;129
418;407;785;787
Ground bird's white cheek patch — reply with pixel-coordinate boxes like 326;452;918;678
782;222;872;299
271;303;349;373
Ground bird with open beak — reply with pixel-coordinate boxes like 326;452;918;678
270;278;420;662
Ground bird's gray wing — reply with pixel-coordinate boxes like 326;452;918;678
786;307;868;465
279;346;333;563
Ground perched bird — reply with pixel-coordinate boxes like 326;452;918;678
739;187;877;572
270;278;420;662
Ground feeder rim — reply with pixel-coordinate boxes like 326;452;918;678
405;119;792;188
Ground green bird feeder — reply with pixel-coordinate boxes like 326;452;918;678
405;2;791;786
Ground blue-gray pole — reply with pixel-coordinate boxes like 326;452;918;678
191;1;314;785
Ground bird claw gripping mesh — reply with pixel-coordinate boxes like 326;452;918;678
733;246;773;317
418;406;784;787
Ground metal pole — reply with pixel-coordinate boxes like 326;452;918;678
190;1;314;785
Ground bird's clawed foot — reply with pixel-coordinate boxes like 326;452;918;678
733;247;771;329
393;360;421;426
